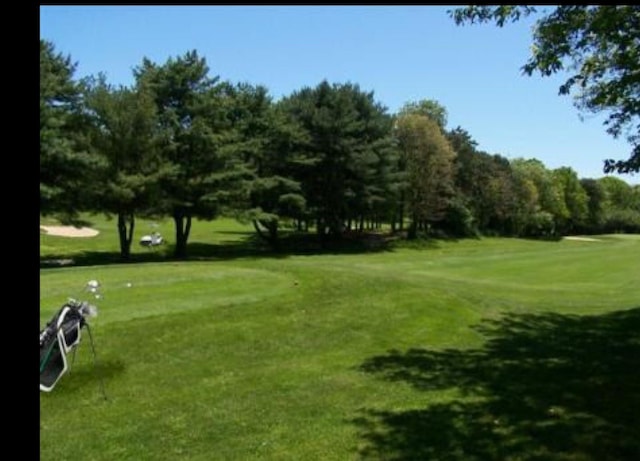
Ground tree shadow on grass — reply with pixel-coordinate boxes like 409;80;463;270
40;249;174;268
355;307;640;460
40;231;398;268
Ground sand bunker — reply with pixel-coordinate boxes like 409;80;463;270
563;236;600;242
40;226;100;238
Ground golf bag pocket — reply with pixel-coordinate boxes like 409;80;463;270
40;331;69;392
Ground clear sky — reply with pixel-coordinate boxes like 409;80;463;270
40;5;637;184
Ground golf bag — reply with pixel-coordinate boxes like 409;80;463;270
39;298;98;392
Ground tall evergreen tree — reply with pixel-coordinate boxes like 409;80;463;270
230;87;308;246
40;39;100;219
279;81;396;238
84;76;162;259
134;51;244;258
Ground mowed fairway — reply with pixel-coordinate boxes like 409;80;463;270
40;221;640;460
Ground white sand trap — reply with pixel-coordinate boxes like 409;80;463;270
40;225;100;238
563;236;600;242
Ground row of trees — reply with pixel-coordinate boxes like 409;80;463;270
41;40;640;260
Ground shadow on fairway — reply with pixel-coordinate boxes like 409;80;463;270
40;232;402;268
355;307;640;460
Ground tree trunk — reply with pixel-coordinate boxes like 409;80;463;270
173;211;191;259
398;191;405;231
328;216;343;237
316;217;326;238
407;214;418;240
253;219;267;240
117;212;135;260
253;219;279;249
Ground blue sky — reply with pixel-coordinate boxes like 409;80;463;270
40;5;636;184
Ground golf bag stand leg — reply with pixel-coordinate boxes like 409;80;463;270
85;323;108;401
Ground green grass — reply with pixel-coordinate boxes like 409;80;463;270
40;216;640;460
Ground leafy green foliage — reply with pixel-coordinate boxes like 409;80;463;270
580;178;607;232
451;5;640;174
512;158;569;236
447;128;517;235
598;177;640;232
397;99;449;131
553;167;589;234
395;113;456;238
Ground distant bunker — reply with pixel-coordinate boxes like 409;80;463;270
40;226;100;238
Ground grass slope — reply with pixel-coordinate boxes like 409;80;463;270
40;217;640;460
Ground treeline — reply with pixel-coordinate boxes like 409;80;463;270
40;41;640;259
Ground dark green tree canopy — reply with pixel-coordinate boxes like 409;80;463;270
40;39;102;218
280;80;395;237
84;76;162;259
451;6;640;174
41;37;639;250
133;50;234;258
40;40;79;108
